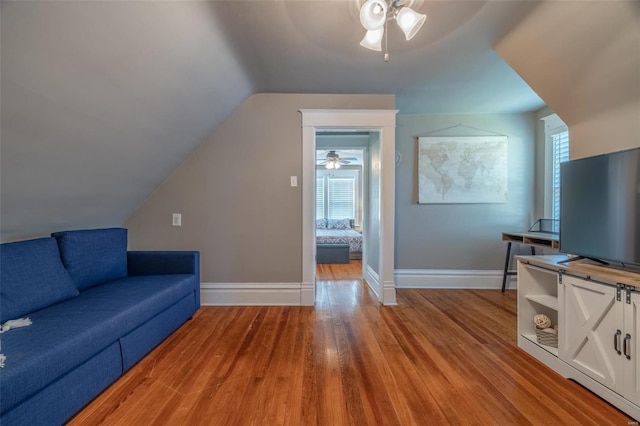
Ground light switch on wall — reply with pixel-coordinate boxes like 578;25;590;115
172;213;182;227
290;176;298;187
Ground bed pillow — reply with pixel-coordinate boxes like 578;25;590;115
316;218;328;229
327;218;351;230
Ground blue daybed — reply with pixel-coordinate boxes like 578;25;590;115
0;228;200;425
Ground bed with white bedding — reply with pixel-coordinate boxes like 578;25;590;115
316;218;362;259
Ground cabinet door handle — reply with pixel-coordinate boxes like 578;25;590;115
623;333;631;360
615;330;622;355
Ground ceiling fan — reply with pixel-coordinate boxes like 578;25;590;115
318;150;358;169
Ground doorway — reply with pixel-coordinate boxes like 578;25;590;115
315;142;365;279
300;109;397;306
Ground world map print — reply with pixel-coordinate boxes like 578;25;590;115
418;136;508;204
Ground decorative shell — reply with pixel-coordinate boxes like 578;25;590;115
534;314;552;329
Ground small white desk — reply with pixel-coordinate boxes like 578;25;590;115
501;231;559;292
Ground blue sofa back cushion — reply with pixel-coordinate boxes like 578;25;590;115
52;228;128;291
0;238;79;323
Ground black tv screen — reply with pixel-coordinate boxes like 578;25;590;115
560;147;640;267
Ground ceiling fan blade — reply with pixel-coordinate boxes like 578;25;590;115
340;157;358;161
339;160;351;164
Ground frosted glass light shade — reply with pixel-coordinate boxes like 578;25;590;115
360;0;387;31
396;7;426;40
360;28;384;51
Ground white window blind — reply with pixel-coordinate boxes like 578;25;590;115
327;178;355;219
316;171;359;221
316;177;325;219
552;130;570;221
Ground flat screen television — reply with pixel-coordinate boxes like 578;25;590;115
560;147;640;267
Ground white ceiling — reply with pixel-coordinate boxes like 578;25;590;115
0;1;546;240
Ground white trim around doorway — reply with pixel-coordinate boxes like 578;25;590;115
300;109;398;306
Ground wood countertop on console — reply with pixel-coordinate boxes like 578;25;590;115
517;254;640;287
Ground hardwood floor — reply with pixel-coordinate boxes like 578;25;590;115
69;261;632;425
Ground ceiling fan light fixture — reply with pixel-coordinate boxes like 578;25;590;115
358;0;426;59
360;0;387;30
396;7;426;40
360;28;384;51
326;161;341;170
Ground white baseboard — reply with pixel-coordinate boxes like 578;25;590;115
394;269;515;290
200;282;302;306
364;265;380;298
200;269;513;306
300;281;314;306
382;280;397;305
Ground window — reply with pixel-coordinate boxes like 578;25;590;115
316;169;361;224
551;130;570;221
542;113;569;227
327;178;355;219
316;177;324;219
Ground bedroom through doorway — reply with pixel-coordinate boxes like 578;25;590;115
315;132;366;281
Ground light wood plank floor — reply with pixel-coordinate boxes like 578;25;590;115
70;261;632;425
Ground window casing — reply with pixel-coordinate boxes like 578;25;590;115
542;113;569;228
551;130;570;222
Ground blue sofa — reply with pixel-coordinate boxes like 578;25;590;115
0;228;200;425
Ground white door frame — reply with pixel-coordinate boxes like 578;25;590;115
300;109;398;306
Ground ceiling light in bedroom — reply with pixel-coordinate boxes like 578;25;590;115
326;160;341;170
359;0;426;61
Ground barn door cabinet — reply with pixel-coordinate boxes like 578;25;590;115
516;255;640;420
560;274;639;405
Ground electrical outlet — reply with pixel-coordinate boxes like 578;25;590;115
172;213;182;227
290;176;298;187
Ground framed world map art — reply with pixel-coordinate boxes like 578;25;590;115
418;136;508;204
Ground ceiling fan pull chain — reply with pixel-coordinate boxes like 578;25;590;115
384;19;389;62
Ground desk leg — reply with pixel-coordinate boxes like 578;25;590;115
501;242;512;293
531;246;536;255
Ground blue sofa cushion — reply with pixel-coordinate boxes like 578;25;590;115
1;342;122;426
0;274;198;413
0;238;79;323
52;228;128;291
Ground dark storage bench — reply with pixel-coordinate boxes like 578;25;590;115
317;243;350;264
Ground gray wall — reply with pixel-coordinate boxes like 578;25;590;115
394;113;536;270
125;93;394;283
366;132;381;274
316;134;370;151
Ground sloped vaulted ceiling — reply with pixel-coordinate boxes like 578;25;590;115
1;1;254;241
1;0;546;241
495;1;640;159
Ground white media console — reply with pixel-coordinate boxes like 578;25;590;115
517;255;640;420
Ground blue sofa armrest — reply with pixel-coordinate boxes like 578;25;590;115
127;251;200;277
128;251;200;308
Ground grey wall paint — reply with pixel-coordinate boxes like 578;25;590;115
124;93;394;283
366;133;381;274
316;135;370;151
394;113;536;270
496;1;640;159
1;1;253;242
